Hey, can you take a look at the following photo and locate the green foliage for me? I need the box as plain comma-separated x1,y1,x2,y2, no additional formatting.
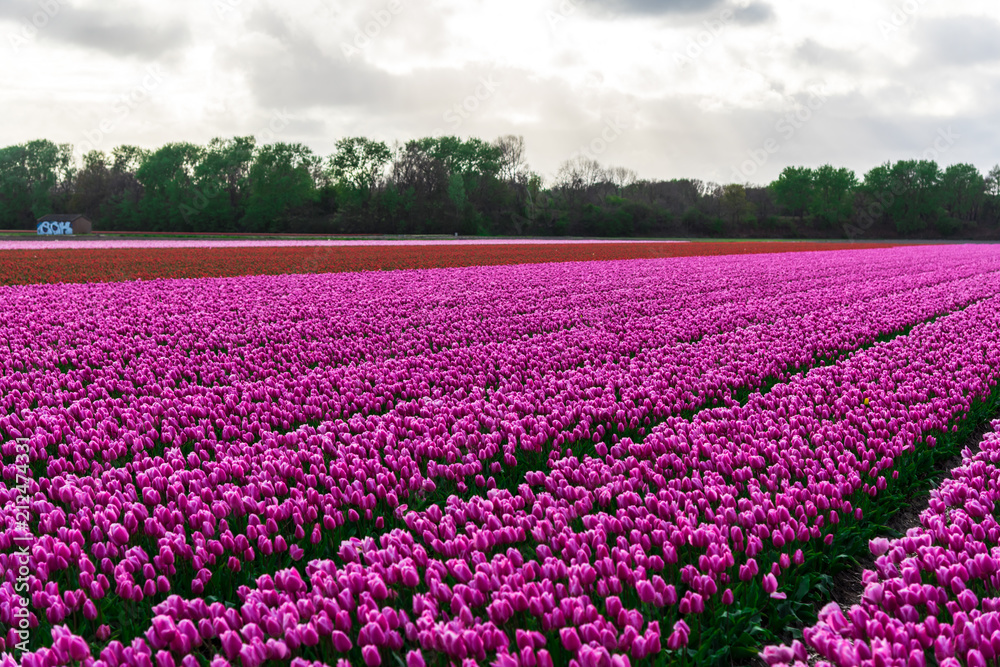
720,183,752,225
0,139,74,227
770,166,813,220
861,160,945,234
68,151,111,220
243,143,319,232
682,206,711,235
411,136,502,178
985,165,1000,226
190,137,256,232
1,134,997,239
135,142,205,231
809,164,857,227
940,162,984,223
327,137,391,195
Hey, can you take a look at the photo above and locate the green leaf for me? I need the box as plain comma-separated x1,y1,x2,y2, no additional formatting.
795,576,811,601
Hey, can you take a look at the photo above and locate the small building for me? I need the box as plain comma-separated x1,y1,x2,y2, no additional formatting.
36,214,93,236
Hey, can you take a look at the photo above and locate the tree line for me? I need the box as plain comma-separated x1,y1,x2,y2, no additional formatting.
2,136,999,238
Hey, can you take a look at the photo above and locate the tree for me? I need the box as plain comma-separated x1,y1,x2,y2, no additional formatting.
859,161,893,220
985,164,1000,225
135,142,205,231
112,145,150,174
0,145,34,227
809,164,857,227
607,166,637,193
987,165,1000,198
407,136,501,179
0,140,75,227
555,156,605,191
770,166,813,221
891,159,942,234
69,150,112,221
100,145,150,231
397,137,503,234
745,185,777,220
328,137,391,193
25,140,74,217
490,136,535,235
720,183,752,226
493,135,528,183
243,143,319,232
859,160,943,235
940,163,984,223
191,137,256,231
389,140,455,234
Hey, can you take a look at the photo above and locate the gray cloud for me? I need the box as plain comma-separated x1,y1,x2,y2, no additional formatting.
0,0,190,59
915,15,1000,66
732,2,774,26
581,0,726,16
581,0,772,22
4,0,1000,186
794,39,859,71
230,4,532,125
228,7,397,109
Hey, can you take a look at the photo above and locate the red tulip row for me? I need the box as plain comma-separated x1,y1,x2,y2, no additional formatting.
0,242,897,286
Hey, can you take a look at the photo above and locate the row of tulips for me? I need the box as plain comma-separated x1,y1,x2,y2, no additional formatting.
764,420,1000,667
201,279,1000,667
2,246,1000,667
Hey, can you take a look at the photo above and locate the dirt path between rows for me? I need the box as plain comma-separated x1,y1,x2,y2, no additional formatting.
830,419,995,608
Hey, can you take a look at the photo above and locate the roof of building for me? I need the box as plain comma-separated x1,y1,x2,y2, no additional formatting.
36,214,89,223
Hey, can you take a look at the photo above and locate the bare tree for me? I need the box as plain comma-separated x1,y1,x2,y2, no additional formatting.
700,181,724,217
390,141,447,197
555,155,606,190
606,165,637,192
985,164,1000,225
987,164,1000,198
493,135,528,183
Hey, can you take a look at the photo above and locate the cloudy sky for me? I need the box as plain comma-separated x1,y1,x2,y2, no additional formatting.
2,0,999,185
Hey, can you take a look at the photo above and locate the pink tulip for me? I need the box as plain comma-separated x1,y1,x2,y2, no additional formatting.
362,646,381,667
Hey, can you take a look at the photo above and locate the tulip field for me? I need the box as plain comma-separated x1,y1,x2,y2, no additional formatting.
765,419,1000,667
4,243,1000,667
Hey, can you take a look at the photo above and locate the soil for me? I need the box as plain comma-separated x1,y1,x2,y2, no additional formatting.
830,420,995,609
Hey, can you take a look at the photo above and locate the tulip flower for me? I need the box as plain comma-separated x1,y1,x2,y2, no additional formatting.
14,246,1000,667
762,574,785,600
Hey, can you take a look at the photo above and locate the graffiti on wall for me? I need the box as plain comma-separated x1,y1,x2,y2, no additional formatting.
36,221,74,235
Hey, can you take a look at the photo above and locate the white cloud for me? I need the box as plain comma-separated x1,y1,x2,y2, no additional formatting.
1,0,998,184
